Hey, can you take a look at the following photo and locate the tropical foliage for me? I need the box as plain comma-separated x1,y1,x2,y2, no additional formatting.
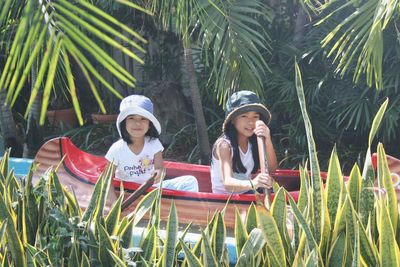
0,62,398,266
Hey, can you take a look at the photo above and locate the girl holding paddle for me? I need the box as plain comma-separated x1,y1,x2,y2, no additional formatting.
211,90,278,194
106,94,199,192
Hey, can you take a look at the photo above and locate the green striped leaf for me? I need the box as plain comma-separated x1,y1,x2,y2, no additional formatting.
347,164,362,211
245,203,258,233
210,212,226,263
236,228,266,266
97,223,116,266
179,239,202,267
234,208,248,258
376,144,398,232
295,61,323,244
108,249,127,267
325,146,344,228
378,202,399,266
162,202,178,267
68,243,80,267
201,230,218,267
140,226,157,264
257,204,286,266
327,232,347,266
105,194,123,235
133,188,159,226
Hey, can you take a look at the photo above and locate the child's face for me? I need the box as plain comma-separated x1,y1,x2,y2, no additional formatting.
232,111,260,137
125,115,150,139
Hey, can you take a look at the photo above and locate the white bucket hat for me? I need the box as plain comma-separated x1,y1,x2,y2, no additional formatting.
116,95,161,136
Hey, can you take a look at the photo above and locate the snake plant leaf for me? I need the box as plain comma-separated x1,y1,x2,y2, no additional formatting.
295,61,323,244
327,232,347,267
272,187,294,264
62,187,81,217
376,144,398,232
234,207,248,258
0,196,26,267
80,252,91,267
346,164,362,211
201,230,218,267
138,226,157,264
108,249,127,267
105,193,123,235
26,243,49,266
304,249,318,267
0,150,10,181
378,202,399,266
325,146,344,228
256,204,286,266
93,163,115,222
288,194,321,263
68,243,80,267
210,212,226,263
97,223,116,266
246,202,258,233
179,239,202,267
162,202,178,267
81,166,104,222
236,228,266,267
119,216,135,249
133,188,159,226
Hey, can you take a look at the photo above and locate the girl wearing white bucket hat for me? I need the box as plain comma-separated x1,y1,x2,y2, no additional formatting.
106,95,199,192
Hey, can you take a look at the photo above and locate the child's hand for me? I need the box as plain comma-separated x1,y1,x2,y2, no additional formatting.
254,120,271,140
152,168,166,184
253,173,273,189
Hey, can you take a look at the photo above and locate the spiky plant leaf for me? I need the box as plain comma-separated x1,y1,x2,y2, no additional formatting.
81,170,105,222
376,144,398,231
295,61,323,243
210,212,226,263
201,230,218,267
80,252,91,267
245,203,258,233
68,243,80,267
256,204,286,266
119,216,135,249
234,207,248,258
327,232,347,266
377,201,399,266
236,228,266,266
105,193,123,235
360,98,388,227
347,164,362,211
133,188,159,226
162,202,178,267
139,226,157,264
325,146,344,228
97,223,116,266
0,196,25,267
179,239,202,267
108,249,127,267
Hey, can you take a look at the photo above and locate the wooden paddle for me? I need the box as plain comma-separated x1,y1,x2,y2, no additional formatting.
257,136,273,209
121,168,166,211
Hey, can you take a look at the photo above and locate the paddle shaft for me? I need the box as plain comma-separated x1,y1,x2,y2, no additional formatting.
257,136,273,209
121,174,156,211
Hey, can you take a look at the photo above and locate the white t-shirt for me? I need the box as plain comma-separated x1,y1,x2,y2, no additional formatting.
105,137,164,183
210,138,255,194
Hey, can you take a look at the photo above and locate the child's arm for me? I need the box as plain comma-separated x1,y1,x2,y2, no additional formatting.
216,141,271,192
254,120,278,172
152,151,164,183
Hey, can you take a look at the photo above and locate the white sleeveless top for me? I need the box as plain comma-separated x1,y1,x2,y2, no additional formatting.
210,138,255,194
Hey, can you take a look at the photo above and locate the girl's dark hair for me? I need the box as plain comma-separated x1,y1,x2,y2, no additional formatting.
220,122,260,174
120,118,159,144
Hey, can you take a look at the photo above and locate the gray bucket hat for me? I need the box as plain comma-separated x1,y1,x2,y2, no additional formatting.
116,95,161,136
222,90,271,132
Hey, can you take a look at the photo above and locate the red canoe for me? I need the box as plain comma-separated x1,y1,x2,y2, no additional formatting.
33,137,326,228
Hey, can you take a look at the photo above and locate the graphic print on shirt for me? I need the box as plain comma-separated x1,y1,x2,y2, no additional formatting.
123,155,154,177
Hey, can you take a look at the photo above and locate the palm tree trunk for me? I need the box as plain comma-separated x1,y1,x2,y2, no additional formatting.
0,90,20,156
23,61,43,158
182,40,211,164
